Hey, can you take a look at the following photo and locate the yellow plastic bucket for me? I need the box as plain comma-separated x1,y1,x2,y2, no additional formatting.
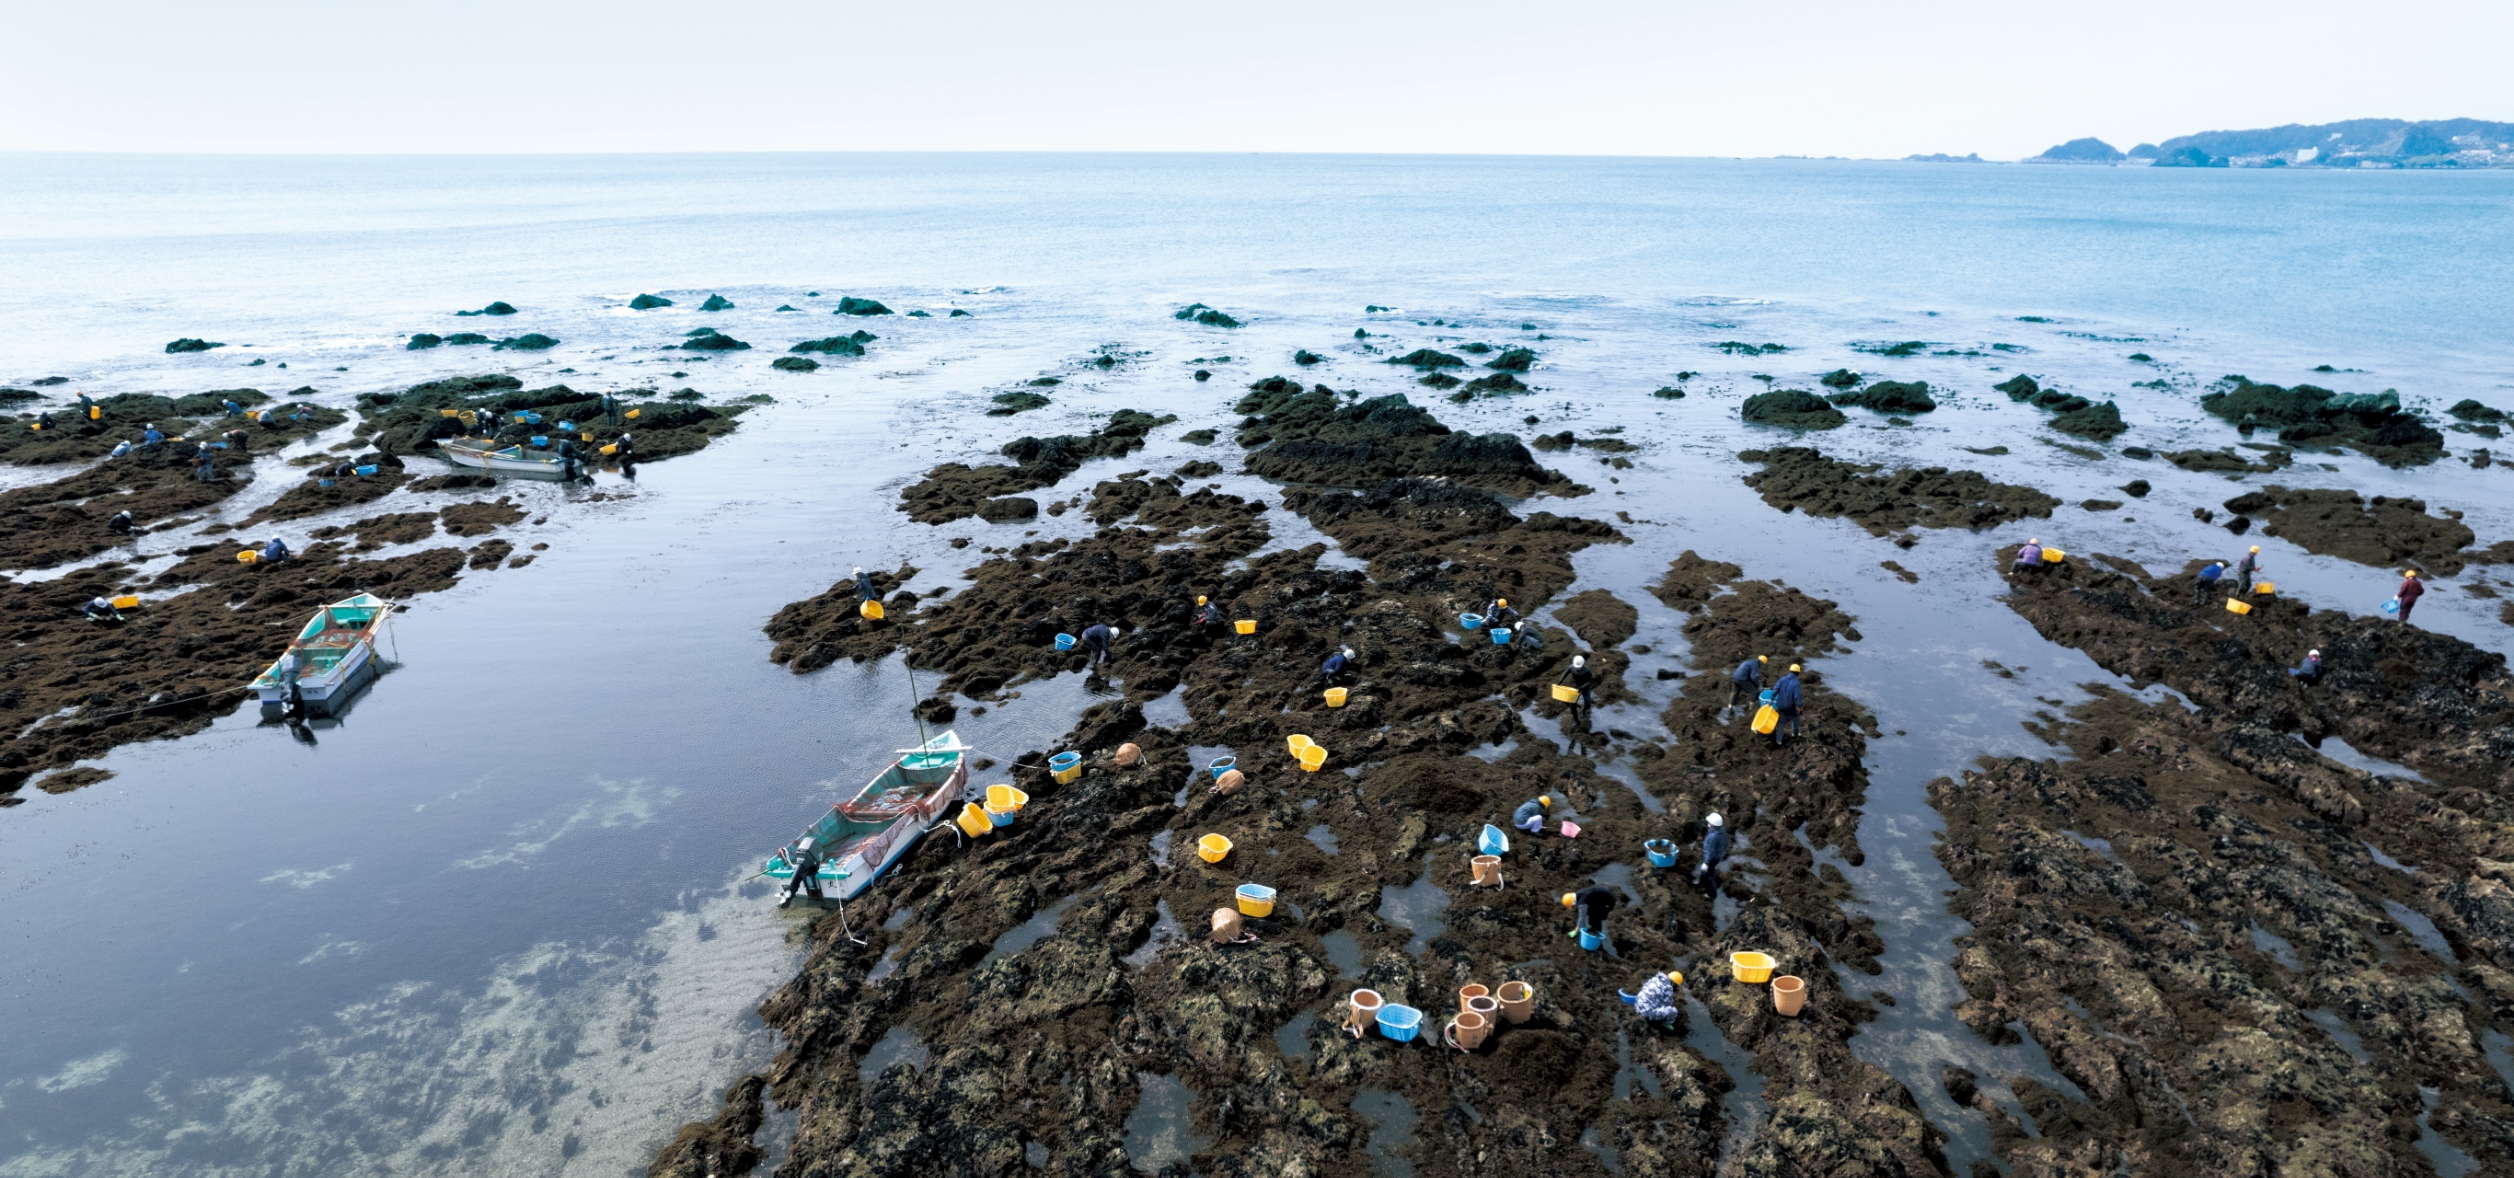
236,550,258,564
581,431,594,442
1730,951,1776,984
439,409,461,418
2255,581,2275,596
1299,745,1327,772
111,595,140,610
1324,687,1348,707
88,406,101,420
601,444,618,455
1234,619,1256,635
860,600,884,621
1053,764,1081,785
2041,548,2065,563
1750,705,1778,734
987,784,1030,813
2225,599,2253,616
1288,734,1313,756
625,407,640,419
1235,884,1276,917
955,802,993,837
1550,684,1580,703
1198,834,1232,864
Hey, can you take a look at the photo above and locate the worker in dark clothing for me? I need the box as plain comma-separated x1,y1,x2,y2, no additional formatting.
776,837,825,908
1693,812,1729,885
2194,561,2225,605
855,566,877,601
1631,970,1682,1026
602,392,621,425
77,392,94,419
106,510,135,536
1192,595,1223,633
1080,622,1121,666
36,411,54,431
225,428,250,454
1563,655,1597,722
1512,795,1553,836
1727,655,1766,713
556,437,581,480
1484,597,1520,631
2394,570,2424,625
1770,664,1804,745
2235,546,2262,593
82,596,123,623
1563,886,1619,941
192,443,215,481
616,432,636,477
2290,649,2322,684
1319,645,1357,686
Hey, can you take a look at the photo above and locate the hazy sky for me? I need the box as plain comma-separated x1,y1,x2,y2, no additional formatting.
4,0,2505,158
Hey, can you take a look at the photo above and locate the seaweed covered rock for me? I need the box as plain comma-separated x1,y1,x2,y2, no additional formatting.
164,338,223,353
455,301,517,317
445,332,489,345
897,409,1176,524
2049,399,2127,440
0,446,267,570
1388,348,1464,369
1827,379,1934,413
2448,399,2507,424
2218,486,2480,573
1293,349,1323,366
1738,447,2058,535
1820,368,1862,389
987,391,1050,415
679,329,750,352
1740,389,1846,430
771,356,820,372
352,375,746,465
836,296,891,316
2201,378,2445,466
2,389,336,466
1449,371,1528,399
406,333,442,350
494,333,559,351
1173,303,1240,327
790,330,875,356
628,293,672,310
1234,381,1578,497
699,294,734,312
1484,346,1537,372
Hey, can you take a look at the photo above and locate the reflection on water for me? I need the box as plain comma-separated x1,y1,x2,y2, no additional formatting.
859,1024,929,1087
1352,1087,1418,1178
1123,899,1185,969
1684,991,1767,1176
1321,931,1364,979
1379,854,1449,958
1122,1072,1208,1174
981,896,1079,969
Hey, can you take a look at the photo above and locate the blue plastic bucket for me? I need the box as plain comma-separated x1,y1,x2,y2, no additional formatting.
522,412,542,424
1377,1004,1423,1042
1490,627,1512,646
1578,928,1603,951
318,479,334,487
354,464,379,476
556,420,574,430
1459,613,1484,630
1209,755,1237,780
1759,689,1775,705
530,435,549,447
1478,824,1510,857
2382,598,2400,614
1618,989,1638,1005
1054,633,1078,651
1048,751,1082,774
1644,839,1678,869
987,806,1015,827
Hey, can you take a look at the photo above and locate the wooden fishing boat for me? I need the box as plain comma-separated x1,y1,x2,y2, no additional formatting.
764,731,968,903
437,437,572,477
251,592,393,717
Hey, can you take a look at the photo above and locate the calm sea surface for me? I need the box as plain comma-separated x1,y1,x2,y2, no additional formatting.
2,153,2508,1177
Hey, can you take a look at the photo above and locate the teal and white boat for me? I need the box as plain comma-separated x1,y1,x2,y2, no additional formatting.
251,592,393,717
764,731,967,903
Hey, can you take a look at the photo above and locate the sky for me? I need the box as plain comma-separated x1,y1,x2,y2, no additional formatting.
2,0,2506,158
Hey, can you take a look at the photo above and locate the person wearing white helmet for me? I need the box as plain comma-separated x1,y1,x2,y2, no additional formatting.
2289,648,2322,684
1080,620,1123,666
777,836,825,908
1319,645,1358,687
1562,655,1597,722
1694,812,1731,885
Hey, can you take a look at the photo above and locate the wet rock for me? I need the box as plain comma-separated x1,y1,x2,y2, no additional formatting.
2049,400,2127,440
629,293,672,310
1173,303,1240,327
2080,499,2122,511
1484,347,1537,373
164,338,224,353
1293,350,1323,366
1828,379,1934,413
699,294,734,312
1737,447,2058,535
772,356,820,372
949,309,972,317
1450,372,1529,400
1740,390,1846,430
352,375,746,467
493,333,559,351
1417,372,1462,390
2,390,336,467
1820,368,1862,389
2121,479,2150,498
1554,590,1638,647
898,409,1175,524
646,1075,766,1178
455,301,517,317
2166,447,2289,473
407,333,443,350
679,329,749,352
1387,349,1464,369
836,296,891,316
2448,399,2507,424
1233,382,1578,498
978,496,1039,522
2202,378,2445,466
0,446,267,569
2217,486,2480,574
445,332,490,345
791,331,875,356
987,391,1049,415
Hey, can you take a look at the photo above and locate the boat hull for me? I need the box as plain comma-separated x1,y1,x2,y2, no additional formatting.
438,440,571,478
256,643,378,717
765,733,967,904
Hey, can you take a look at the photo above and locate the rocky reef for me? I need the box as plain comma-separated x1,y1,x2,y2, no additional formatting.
2217,486,2507,575
896,409,1177,524
838,297,893,316
164,338,224,353
2201,379,2446,466
1827,380,1935,414
1739,390,1845,431
1736,447,2059,539
1234,379,1579,498
352,374,746,466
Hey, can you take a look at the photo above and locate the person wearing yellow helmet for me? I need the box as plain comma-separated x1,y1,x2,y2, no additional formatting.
1770,663,1804,746
1563,884,1618,943
1512,794,1553,835
1630,968,1683,1023
1726,654,1768,712
2394,569,2424,625
1484,595,1520,631
2012,536,2046,575
2235,545,2262,589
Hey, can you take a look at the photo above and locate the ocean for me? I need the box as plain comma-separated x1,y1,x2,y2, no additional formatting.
1,152,2508,1177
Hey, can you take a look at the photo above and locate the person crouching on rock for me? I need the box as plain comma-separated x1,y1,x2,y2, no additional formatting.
107,510,135,537
1484,596,1520,631
2289,648,2322,684
1081,622,1121,667
1630,969,1682,1027
1693,812,1729,886
777,837,825,908
2012,538,2044,576
1192,595,1224,642
1512,795,1552,836
1563,886,1617,943
615,433,636,476
141,423,166,453
1769,665,1803,745
2193,560,2225,605
1317,645,1357,687
261,537,290,565
2394,570,2424,625
1726,655,1766,714
81,596,123,623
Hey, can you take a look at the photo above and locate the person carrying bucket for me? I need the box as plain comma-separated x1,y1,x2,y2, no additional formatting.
1562,656,1597,723
1512,795,1553,836
1727,655,1766,713
2393,570,2424,625
1563,886,1617,943
1693,812,1729,886
854,566,877,602
1769,665,1803,745
2012,538,2044,576
776,837,825,908
2193,560,2226,605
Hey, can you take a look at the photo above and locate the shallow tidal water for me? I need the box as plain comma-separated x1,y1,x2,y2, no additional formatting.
3,153,2511,1175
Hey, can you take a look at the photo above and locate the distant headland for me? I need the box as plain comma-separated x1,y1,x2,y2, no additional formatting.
1909,118,2514,167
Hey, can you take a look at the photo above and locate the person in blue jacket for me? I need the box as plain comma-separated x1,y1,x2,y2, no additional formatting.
1080,621,1121,666
1726,655,1766,713
1512,795,1553,836
2193,560,2225,605
1319,645,1356,685
1693,812,1729,885
2289,648,2322,684
1770,665,1803,745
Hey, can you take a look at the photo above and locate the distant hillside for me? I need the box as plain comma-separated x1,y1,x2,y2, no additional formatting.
2153,118,2514,167
2029,137,2125,163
